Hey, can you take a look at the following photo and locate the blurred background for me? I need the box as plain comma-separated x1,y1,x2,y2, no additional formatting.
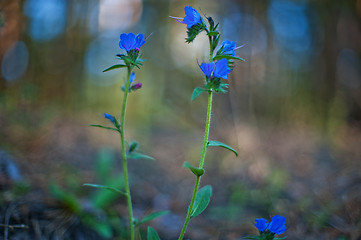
1,0,361,239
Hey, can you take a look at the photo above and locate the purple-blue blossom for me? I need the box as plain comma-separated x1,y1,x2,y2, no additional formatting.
119,33,145,52
199,62,215,78
254,218,268,232
220,40,236,56
131,83,142,90
173,6,203,29
268,215,286,234
213,59,231,79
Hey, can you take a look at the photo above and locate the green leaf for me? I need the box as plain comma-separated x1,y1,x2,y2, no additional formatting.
207,31,219,36
83,183,127,196
127,152,155,161
135,210,169,227
191,185,212,218
147,227,161,240
103,64,127,72
191,87,207,102
214,55,245,61
89,124,120,133
207,140,238,156
274,237,287,240
49,183,82,214
243,237,261,240
183,161,205,177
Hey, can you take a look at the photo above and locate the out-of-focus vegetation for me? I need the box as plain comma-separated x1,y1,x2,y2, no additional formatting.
1,0,361,239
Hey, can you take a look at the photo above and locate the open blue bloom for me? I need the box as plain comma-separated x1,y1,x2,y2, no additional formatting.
220,40,236,56
214,59,231,79
177,6,202,29
199,62,215,77
268,215,287,234
119,33,145,52
254,218,268,232
104,113,115,124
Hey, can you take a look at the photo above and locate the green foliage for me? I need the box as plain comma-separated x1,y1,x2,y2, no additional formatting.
186,22,206,43
147,226,161,240
213,55,245,62
135,210,169,228
127,152,155,161
48,148,131,239
207,140,238,156
191,87,208,101
183,161,205,177
89,124,121,133
83,183,127,196
103,64,127,72
191,185,212,218
126,141,154,160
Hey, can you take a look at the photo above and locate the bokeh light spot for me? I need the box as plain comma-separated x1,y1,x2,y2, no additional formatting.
1,41,29,82
24,0,67,42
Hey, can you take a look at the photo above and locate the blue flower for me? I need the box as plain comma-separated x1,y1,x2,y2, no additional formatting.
176,6,203,29
268,215,286,234
119,33,145,52
254,218,268,232
104,113,115,124
220,40,236,56
199,62,215,77
214,59,231,79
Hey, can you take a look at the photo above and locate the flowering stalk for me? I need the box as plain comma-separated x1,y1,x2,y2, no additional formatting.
88,32,149,240
120,65,135,240
172,6,244,239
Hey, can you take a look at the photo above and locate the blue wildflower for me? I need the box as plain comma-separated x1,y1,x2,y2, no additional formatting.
268,215,287,234
220,40,236,56
254,218,268,232
119,33,145,52
104,113,115,124
199,62,215,78
213,59,231,79
172,6,203,29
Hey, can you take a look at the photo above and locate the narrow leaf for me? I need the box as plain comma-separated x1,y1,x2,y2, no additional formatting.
183,161,204,177
213,55,245,61
135,210,169,227
191,185,212,218
83,183,127,196
89,124,120,133
207,31,219,36
207,140,238,156
147,227,161,240
191,87,207,102
103,64,127,72
127,152,154,161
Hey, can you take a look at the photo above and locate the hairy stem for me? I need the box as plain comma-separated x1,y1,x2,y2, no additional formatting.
120,67,134,240
178,91,213,240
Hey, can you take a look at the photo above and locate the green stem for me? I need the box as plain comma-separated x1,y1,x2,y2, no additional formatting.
120,66,134,240
178,91,213,240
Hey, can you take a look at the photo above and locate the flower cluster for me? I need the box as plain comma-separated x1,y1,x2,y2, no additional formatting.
172,6,244,95
245,215,287,240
